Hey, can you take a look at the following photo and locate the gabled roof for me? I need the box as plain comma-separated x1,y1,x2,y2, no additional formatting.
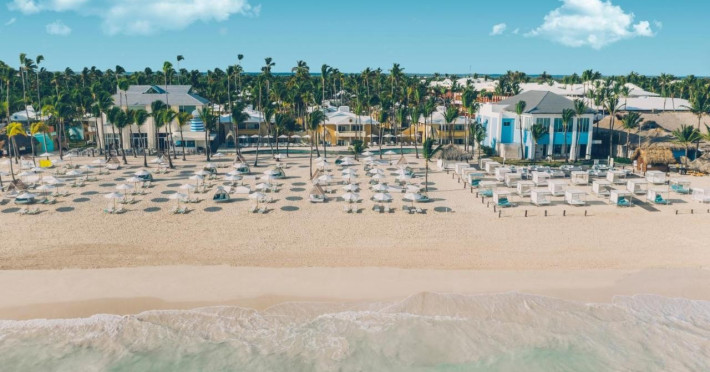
495,91,593,115
114,85,209,107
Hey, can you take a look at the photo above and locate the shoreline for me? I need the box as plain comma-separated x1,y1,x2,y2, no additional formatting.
2,266,709,320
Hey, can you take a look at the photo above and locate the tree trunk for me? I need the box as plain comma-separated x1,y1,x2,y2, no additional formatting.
205,130,211,162
180,128,186,161
139,127,148,167
119,129,127,164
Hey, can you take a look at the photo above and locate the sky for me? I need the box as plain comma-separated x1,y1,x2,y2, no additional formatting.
0,0,707,76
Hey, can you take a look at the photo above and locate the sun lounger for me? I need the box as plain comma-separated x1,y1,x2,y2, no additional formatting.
343,205,352,213
248,205,258,213
653,194,670,205
115,207,126,214
616,197,631,207
259,207,268,214
497,197,515,208
416,208,425,214
104,207,115,214
670,184,690,194
385,206,392,213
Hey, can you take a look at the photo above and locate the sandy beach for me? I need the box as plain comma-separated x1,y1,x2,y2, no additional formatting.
2,151,710,319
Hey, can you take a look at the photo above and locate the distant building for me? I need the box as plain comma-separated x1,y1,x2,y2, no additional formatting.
320,106,379,146
477,91,596,160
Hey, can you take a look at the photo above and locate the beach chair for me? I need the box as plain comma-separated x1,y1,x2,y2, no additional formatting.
416,207,425,214
481,189,493,198
25,207,40,215
497,197,514,208
259,207,268,214
115,206,126,214
248,205,258,213
653,194,670,205
373,205,382,213
670,183,690,194
103,206,115,214
616,197,631,207
17,208,28,215
384,205,392,213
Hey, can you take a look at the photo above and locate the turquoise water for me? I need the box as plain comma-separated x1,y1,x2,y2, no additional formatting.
1,293,709,371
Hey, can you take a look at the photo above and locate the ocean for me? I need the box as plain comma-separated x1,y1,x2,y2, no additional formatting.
1,292,709,371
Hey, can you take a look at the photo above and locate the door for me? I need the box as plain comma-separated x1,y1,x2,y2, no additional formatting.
501,119,514,143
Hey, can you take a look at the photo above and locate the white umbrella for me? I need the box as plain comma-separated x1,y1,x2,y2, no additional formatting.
263,169,281,176
397,175,413,182
233,162,249,169
39,152,53,158
224,175,242,182
363,156,375,163
278,135,289,139
212,153,224,158
194,170,210,176
116,184,133,191
406,184,422,193
302,134,311,139
317,174,333,183
369,168,385,175
290,135,301,139
31,167,44,173
126,177,143,189
362,151,374,156
238,135,248,139
249,192,266,205
66,170,84,177
169,192,187,209
372,192,392,202
250,134,260,138
18,171,35,177
134,170,150,176
372,183,389,192
403,192,424,202
342,184,359,192
342,168,357,175
35,184,55,198
179,183,196,199
372,174,386,181
17,192,37,200
261,174,278,182
92,159,107,165
255,182,272,191
104,192,124,209
341,192,360,203
189,174,204,185
340,158,357,166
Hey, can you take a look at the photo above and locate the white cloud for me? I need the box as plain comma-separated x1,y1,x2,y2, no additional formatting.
526,0,656,49
8,0,260,35
5,18,17,26
512,28,520,35
490,23,506,36
46,19,71,35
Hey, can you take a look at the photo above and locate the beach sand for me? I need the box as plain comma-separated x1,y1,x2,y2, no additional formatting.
1,150,709,319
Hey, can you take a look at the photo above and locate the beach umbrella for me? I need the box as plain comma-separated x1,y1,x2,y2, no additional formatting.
342,184,359,192
92,158,107,165
134,170,150,177
372,183,389,192
341,192,360,203
278,134,288,139
66,169,83,177
290,135,301,139
315,157,324,163
194,170,210,176
342,168,357,175
238,135,248,139
369,168,385,176
35,184,55,198
403,192,424,202
274,154,283,160
126,177,143,189
189,174,204,186
18,170,35,178
263,169,281,176
362,151,373,156
233,162,248,169
384,150,397,162
212,153,224,158
169,192,187,208
104,192,124,210
302,134,311,139
249,191,265,206
149,157,163,164
204,163,216,169
406,184,422,193
340,158,357,166
317,174,333,184
30,167,44,173
383,134,394,138
371,174,386,181
224,175,241,184
179,183,196,199
39,152,53,158
115,184,134,201
372,192,392,202
227,170,242,176
397,174,413,183
255,182,272,191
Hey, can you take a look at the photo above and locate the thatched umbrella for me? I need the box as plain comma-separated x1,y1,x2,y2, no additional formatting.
433,144,472,161
631,144,677,172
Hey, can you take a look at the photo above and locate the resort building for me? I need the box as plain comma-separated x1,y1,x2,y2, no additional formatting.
477,91,596,160
319,106,379,146
221,105,273,148
102,85,210,152
401,106,472,145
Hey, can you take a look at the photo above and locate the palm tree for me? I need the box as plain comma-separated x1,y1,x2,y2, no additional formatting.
529,122,549,163
671,124,702,158
308,110,325,178
260,105,275,163
515,101,527,159
410,105,421,158
150,100,167,153
443,106,459,145
350,139,367,160
161,109,176,168
470,122,487,160
113,110,129,164
421,138,442,192
197,106,215,162
620,112,642,157
106,106,122,157
132,109,150,166
461,88,479,152
604,94,623,158
5,122,25,182
176,55,184,84
395,106,407,151
681,92,709,157
231,102,249,161
30,121,50,155
561,108,575,161
176,111,191,162
572,99,587,162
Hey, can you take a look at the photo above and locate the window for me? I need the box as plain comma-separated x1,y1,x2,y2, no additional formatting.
553,118,564,132
536,118,551,131
553,145,563,155
578,118,590,132
454,125,465,131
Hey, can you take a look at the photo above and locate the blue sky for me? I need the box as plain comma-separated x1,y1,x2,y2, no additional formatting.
0,0,707,75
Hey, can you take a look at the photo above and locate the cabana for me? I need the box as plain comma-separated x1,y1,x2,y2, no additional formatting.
516,181,534,197
479,158,493,170
203,163,218,175
547,180,566,197
233,162,251,175
531,171,549,187
212,187,231,203
485,161,501,175
264,166,286,179
493,190,514,208
14,192,36,205
606,170,626,185
505,173,521,188
692,188,710,203
670,178,691,194
565,190,586,206
531,189,551,206
467,172,485,187
479,181,497,198
647,188,670,205
495,167,511,182
570,171,589,186
309,185,326,203
626,179,648,195
645,170,666,185
592,180,612,197
610,189,632,207
134,170,153,182
631,145,677,173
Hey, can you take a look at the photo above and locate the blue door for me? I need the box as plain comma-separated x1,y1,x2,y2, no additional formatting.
501,119,514,143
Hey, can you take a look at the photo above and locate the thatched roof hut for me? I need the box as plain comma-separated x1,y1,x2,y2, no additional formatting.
631,144,677,172
433,144,472,161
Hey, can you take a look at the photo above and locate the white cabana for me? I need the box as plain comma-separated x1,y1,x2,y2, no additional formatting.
495,167,511,182
692,188,710,203
592,180,612,196
645,170,666,185
479,158,493,170
468,172,485,187
479,181,496,197
531,171,549,187
565,190,586,206
647,188,671,205
484,161,501,175
516,181,535,197
610,189,632,207
606,170,626,185
570,171,589,186
531,189,551,206
670,178,691,194
504,173,521,188
548,179,566,197
627,179,648,195
493,190,514,207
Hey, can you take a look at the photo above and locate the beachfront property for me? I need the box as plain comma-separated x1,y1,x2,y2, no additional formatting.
477,91,596,160
103,85,210,152
400,106,471,145
318,106,380,146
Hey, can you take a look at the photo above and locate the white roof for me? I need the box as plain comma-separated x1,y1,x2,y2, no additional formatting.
325,106,379,125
